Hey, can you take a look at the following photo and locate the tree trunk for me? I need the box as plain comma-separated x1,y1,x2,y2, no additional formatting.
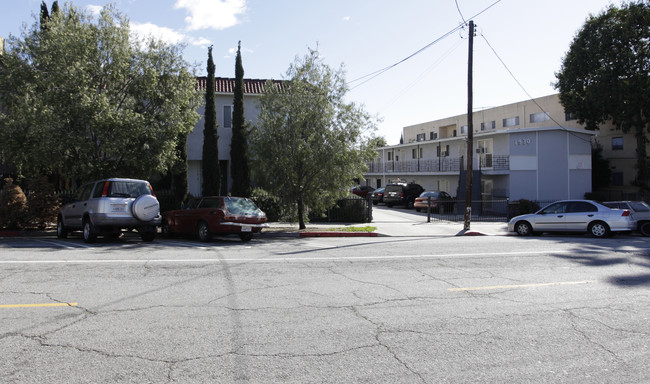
635,125,649,191
297,193,306,230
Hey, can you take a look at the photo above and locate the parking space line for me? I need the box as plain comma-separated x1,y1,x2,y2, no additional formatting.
0,302,78,309
34,239,93,249
448,280,596,292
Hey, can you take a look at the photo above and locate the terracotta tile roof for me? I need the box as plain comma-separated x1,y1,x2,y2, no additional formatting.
196,76,284,94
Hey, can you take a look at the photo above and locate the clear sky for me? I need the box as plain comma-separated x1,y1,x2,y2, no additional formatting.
0,0,621,145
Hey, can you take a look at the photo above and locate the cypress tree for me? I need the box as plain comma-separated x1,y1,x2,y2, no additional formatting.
51,1,59,15
40,1,50,30
202,46,220,196
230,41,251,197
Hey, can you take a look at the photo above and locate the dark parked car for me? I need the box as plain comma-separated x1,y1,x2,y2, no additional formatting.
383,182,425,209
351,185,375,198
162,196,268,242
414,191,454,212
370,187,385,205
508,199,635,237
57,178,160,243
603,201,650,236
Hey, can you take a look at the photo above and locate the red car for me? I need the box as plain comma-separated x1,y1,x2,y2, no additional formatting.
161,196,268,242
351,185,375,198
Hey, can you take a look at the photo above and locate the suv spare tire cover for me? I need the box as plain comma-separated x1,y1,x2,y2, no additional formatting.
132,195,160,222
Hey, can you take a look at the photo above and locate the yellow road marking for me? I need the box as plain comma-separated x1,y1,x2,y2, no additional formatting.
449,280,595,292
0,302,78,309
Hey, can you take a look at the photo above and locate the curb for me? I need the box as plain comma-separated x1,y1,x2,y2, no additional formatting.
462,231,487,236
299,232,378,238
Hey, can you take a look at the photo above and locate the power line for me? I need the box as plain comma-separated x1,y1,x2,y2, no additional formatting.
348,0,502,90
480,33,592,144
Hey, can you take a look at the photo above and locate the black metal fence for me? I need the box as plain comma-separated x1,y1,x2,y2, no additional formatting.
425,199,511,222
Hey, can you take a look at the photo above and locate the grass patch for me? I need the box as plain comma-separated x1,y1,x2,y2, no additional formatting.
328,225,377,233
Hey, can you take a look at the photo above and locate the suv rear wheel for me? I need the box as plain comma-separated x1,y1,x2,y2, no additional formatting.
83,218,97,243
57,216,68,239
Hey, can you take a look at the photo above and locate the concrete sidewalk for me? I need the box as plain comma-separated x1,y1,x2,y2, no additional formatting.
266,204,511,238
266,220,509,237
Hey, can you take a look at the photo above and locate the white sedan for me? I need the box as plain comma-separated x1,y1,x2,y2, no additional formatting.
508,199,636,237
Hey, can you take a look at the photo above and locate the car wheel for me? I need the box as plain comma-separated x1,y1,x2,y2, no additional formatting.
197,221,212,242
239,233,253,242
515,221,533,236
140,231,155,242
639,221,650,237
372,201,378,206
83,218,97,243
386,204,393,208
407,199,415,209
588,221,610,238
56,216,68,239
415,208,421,212
161,220,174,238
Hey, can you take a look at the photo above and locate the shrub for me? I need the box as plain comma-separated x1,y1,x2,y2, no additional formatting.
0,177,28,229
250,187,287,222
26,176,61,229
309,196,371,223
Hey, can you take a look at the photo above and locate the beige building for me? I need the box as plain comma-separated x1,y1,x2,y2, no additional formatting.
365,94,626,202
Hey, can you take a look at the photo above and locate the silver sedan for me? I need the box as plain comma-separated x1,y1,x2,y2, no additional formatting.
508,199,636,237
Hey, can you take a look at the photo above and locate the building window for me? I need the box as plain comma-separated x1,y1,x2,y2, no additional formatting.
503,116,520,127
437,145,449,157
612,137,623,150
530,112,550,123
416,133,426,142
223,105,232,128
387,151,393,161
565,112,577,121
612,171,623,186
430,132,438,140
480,121,495,131
460,125,468,134
412,148,423,159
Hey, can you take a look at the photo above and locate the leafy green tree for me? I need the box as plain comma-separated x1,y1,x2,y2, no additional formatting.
0,3,200,182
171,132,189,207
202,45,221,196
592,143,611,191
230,41,251,197
555,1,650,190
368,136,387,149
251,49,377,229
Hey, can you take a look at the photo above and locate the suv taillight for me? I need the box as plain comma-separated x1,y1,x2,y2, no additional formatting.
149,184,156,197
400,192,404,198
622,209,631,217
101,181,110,197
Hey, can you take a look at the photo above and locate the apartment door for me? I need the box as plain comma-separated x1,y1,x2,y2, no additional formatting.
477,139,493,169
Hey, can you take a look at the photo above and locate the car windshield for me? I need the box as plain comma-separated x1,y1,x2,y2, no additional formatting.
225,197,262,215
420,192,439,198
108,181,152,198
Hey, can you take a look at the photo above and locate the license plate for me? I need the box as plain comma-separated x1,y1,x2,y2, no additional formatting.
111,205,126,212
241,225,252,232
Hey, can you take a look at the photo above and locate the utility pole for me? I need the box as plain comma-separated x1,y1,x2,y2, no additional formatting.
463,20,475,231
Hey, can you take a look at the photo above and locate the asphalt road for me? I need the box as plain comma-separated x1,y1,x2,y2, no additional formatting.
1,232,649,383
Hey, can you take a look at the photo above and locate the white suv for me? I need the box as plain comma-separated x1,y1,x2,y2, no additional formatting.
57,178,161,243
